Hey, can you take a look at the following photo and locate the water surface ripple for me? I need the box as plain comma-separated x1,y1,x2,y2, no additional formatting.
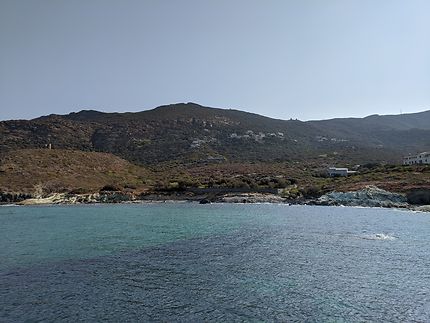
0,204,429,322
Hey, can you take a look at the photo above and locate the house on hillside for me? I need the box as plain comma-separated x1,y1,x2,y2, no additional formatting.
327,167,357,177
403,152,430,165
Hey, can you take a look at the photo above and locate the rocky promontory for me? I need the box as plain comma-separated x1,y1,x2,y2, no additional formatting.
315,185,409,208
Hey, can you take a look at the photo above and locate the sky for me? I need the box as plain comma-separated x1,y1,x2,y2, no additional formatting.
1,0,429,121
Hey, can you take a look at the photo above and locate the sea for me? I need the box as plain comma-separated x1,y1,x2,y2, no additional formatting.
0,203,429,322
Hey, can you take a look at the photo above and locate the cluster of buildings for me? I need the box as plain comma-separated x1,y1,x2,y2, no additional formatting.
403,152,430,165
190,137,217,148
230,130,284,142
327,151,429,177
315,136,349,143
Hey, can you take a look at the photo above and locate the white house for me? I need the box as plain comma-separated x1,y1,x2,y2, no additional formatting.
327,167,357,177
403,152,430,165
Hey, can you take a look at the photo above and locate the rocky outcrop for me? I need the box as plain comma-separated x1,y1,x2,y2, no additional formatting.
317,185,408,208
18,193,97,205
413,205,430,212
216,193,286,204
17,191,134,205
97,191,133,203
0,192,33,204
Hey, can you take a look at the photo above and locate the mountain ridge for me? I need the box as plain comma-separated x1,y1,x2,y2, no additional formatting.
24,102,430,124
1,103,429,165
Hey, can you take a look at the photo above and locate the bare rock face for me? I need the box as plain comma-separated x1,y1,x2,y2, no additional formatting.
16,191,134,205
317,185,408,208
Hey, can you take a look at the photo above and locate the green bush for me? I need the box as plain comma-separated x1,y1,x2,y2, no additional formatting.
300,185,323,198
100,184,122,192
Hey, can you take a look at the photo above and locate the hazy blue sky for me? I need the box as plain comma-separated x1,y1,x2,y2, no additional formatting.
1,0,429,121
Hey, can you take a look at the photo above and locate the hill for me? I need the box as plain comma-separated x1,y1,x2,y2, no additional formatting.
309,111,430,153
1,103,429,165
0,149,152,194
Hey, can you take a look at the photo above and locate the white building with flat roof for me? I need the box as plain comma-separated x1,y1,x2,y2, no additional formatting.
403,152,430,165
327,167,357,177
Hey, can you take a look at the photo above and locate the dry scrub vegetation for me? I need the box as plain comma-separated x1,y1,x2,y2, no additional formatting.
0,149,152,195
0,149,429,198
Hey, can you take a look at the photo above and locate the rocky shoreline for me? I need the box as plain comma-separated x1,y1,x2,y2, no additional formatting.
1,185,430,212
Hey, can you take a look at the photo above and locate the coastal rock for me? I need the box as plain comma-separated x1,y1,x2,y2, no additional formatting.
199,198,211,204
217,193,286,204
17,191,134,205
0,192,32,204
317,185,408,208
98,191,133,203
18,193,70,205
414,205,430,212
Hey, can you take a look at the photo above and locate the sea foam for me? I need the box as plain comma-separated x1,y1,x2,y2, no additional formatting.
361,233,397,241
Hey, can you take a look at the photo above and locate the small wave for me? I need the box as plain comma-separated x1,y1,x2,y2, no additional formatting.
361,233,397,241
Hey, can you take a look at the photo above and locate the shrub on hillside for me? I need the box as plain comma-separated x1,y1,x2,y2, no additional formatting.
69,187,93,194
42,180,69,194
360,163,381,171
100,184,122,192
406,189,430,205
300,185,323,198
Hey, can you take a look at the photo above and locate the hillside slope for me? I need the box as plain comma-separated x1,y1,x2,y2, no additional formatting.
0,149,152,194
309,111,430,151
1,103,429,164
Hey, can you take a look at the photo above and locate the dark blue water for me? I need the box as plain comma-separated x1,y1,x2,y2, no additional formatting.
1,204,429,322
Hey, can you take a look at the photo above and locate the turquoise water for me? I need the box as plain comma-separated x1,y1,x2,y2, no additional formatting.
1,204,429,321
0,204,250,270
